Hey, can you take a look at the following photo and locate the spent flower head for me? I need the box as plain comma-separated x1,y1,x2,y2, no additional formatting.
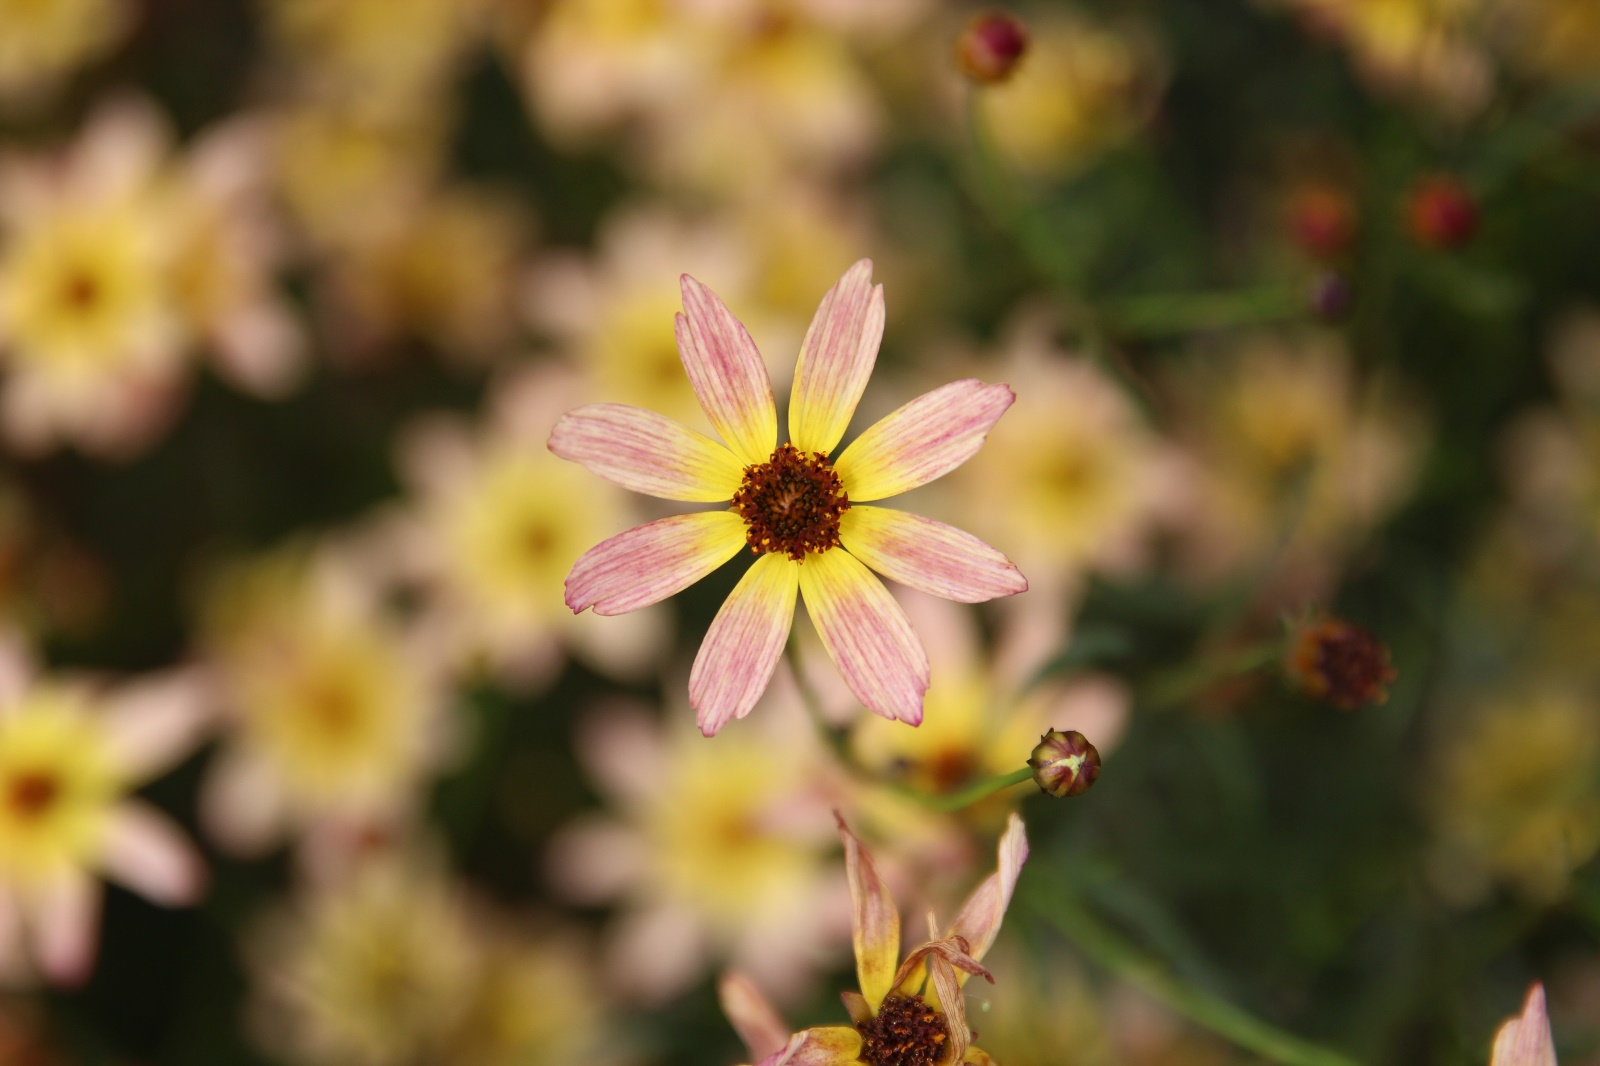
551,260,1026,735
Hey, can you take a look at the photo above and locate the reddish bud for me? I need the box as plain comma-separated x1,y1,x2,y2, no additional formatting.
957,12,1029,85
1288,185,1357,260
1286,617,1397,711
1405,174,1478,250
1028,729,1101,798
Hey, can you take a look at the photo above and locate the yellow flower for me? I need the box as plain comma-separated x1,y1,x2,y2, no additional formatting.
0,0,130,104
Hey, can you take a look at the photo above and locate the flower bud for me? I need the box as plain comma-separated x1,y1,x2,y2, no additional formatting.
1286,617,1397,710
1028,729,1101,798
957,12,1029,85
1404,173,1477,250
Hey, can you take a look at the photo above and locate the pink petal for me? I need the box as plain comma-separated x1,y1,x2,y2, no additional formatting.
101,801,208,907
549,403,746,502
835,814,900,1013
1491,984,1557,1066
676,274,778,466
838,506,1026,603
199,746,289,858
607,900,710,1004
948,812,1029,969
788,259,885,455
720,971,792,1061
100,667,214,782
567,511,746,616
834,380,1015,502
31,872,101,987
757,1027,863,1066
690,554,799,736
798,549,929,725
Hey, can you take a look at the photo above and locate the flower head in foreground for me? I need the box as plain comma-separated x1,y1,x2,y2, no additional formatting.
1490,983,1556,1066
722,812,1028,1066
551,260,1027,735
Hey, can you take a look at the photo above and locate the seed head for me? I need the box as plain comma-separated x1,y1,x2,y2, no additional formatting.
956,12,1029,85
1287,617,1396,710
1028,729,1101,798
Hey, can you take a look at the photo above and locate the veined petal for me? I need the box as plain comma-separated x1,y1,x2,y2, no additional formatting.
948,812,1029,971
836,814,900,1014
799,549,929,725
789,259,884,456
690,554,799,736
101,801,207,907
567,511,745,616
839,507,1026,603
677,274,777,466
927,952,970,1065
756,1027,863,1066
549,403,745,502
720,971,793,1062
834,380,1014,502
1491,984,1557,1066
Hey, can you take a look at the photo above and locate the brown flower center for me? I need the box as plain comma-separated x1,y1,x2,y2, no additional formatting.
858,993,951,1066
6,770,61,821
730,442,849,561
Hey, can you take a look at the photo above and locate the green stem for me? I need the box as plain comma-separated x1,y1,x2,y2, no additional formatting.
1104,286,1305,338
923,765,1035,811
1139,642,1283,712
1028,887,1365,1066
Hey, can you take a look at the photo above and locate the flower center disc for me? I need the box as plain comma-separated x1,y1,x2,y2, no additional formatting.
731,443,849,561
857,994,951,1066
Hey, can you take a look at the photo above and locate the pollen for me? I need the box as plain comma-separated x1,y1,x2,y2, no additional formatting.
730,442,849,561
858,993,952,1066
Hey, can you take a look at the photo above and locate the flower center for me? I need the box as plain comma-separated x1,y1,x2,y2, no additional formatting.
858,994,952,1066
730,442,849,561
6,770,62,821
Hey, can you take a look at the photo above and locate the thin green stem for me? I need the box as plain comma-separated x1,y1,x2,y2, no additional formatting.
1139,641,1284,712
1028,886,1365,1066
922,765,1035,811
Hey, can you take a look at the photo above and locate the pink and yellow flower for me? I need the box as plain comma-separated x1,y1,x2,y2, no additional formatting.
722,812,1028,1066
551,260,1026,735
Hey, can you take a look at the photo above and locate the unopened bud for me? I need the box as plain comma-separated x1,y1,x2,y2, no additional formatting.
1404,173,1477,250
1286,617,1397,710
957,12,1028,85
1028,729,1100,798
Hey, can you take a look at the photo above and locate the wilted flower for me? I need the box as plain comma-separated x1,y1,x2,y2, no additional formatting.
1490,984,1556,1066
956,12,1029,84
1286,616,1397,710
721,813,1028,1066
0,637,209,985
1029,729,1101,798
552,260,1026,735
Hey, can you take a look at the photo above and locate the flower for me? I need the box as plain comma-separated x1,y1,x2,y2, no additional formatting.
1285,615,1397,710
721,812,1029,1066
1490,984,1556,1066
956,12,1029,84
1028,729,1101,798
551,260,1026,735
0,0,131,107
0,637,210,985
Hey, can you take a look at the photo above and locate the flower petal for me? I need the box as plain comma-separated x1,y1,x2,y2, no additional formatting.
100,667,214,782
799,549,929,725
549,403,746,502
835,814,900,1014
789,259,885,456
838,507,1026,603
677,274,777,466
101,800,207,907
31,871,101,987
834,380,1014,502
927,952,970,1066
756,1027,864,1066
567,511,746,616
1491,984,1557,1066
690,554,799,736
948,812,1029,970
720,971,793,1062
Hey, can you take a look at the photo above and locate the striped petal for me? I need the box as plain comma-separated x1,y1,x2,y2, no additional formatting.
690,553,799,736
676,274,777,466
948,812,1029,970
1491,984,1557,1066
567,511,746,616
927,952,970,1065
789,259,885,456
549,403,745,502
756,1027,864,1066
838,507,1026,603
836,815,900,1014
834,380,1014,502
798,549,929,724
